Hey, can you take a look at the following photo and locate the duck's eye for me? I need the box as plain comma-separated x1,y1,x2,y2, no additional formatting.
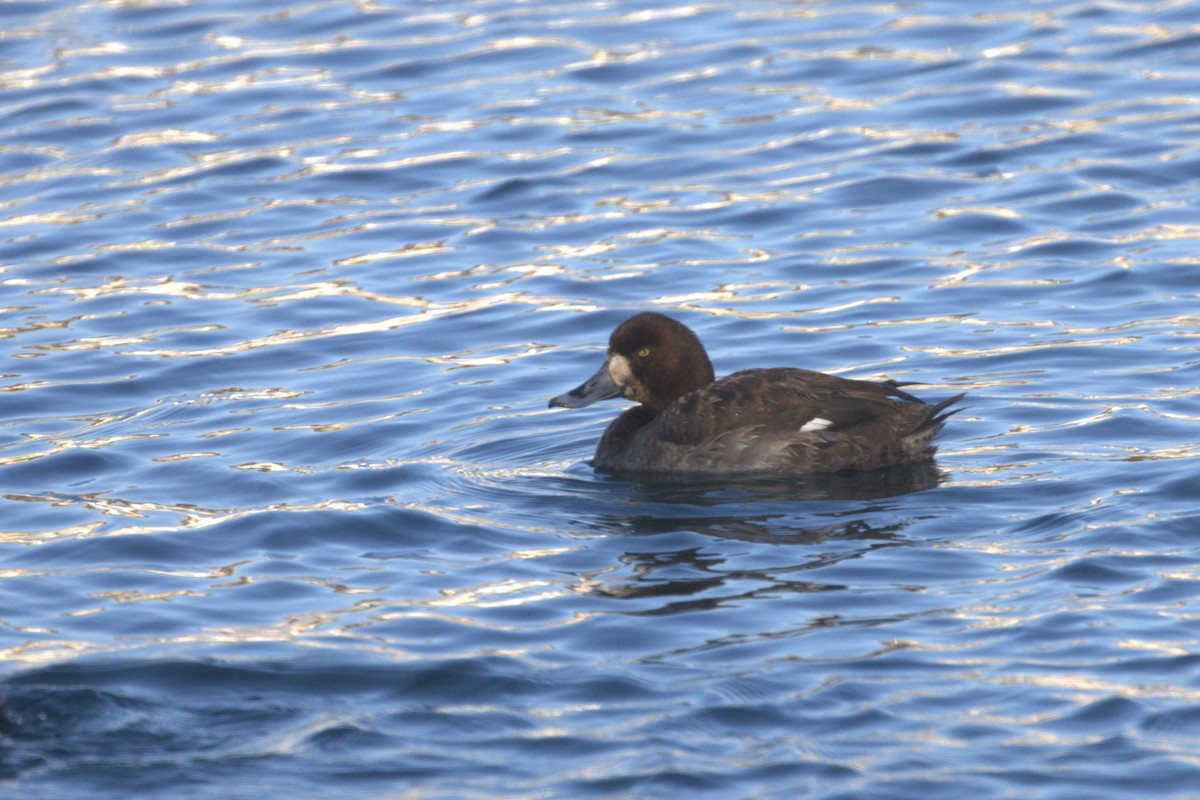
637,347,651,358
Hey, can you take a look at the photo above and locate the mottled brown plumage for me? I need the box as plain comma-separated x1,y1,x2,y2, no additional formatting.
550,312,963,474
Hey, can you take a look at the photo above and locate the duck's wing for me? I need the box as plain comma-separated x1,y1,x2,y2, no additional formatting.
654,368,930,446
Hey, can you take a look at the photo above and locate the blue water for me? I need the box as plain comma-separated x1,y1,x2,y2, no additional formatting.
2,0,1199,796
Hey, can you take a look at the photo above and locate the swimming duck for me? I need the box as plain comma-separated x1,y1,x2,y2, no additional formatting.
549,312,963,474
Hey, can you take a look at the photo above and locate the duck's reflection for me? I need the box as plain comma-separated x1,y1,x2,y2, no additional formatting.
614,459,944,507
580,461,946,610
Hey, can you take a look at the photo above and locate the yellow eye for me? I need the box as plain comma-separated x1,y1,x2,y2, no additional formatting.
637,347,651,358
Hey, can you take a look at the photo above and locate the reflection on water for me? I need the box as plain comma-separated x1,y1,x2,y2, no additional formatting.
586,466,938,611
3,0,1200,796
614,460,946,506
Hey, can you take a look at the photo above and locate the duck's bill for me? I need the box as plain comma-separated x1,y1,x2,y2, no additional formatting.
549,361,622,409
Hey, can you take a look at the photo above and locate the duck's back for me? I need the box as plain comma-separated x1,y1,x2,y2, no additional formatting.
594,368,961,474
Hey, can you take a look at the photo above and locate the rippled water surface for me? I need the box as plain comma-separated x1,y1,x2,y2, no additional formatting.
3,0,1200,797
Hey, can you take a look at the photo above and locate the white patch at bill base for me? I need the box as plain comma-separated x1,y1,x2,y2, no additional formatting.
608,353,633,387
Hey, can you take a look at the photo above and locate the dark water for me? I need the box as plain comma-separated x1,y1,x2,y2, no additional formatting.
2,0,1199,797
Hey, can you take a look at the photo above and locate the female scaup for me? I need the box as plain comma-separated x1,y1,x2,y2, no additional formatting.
549,312,963,474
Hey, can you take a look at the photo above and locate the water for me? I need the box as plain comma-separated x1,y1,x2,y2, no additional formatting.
2,0,1199,796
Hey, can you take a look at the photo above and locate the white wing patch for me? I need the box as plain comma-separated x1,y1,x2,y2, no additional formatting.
800,417,833,433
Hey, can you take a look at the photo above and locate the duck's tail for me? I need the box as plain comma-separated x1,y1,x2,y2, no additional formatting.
904,392,966,458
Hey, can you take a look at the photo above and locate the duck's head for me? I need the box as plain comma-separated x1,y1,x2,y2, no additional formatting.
549,312,716,412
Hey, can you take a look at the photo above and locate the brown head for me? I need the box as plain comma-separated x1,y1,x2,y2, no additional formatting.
549,312,716,412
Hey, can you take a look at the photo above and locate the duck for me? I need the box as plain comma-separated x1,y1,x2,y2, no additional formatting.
548,312,963,474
